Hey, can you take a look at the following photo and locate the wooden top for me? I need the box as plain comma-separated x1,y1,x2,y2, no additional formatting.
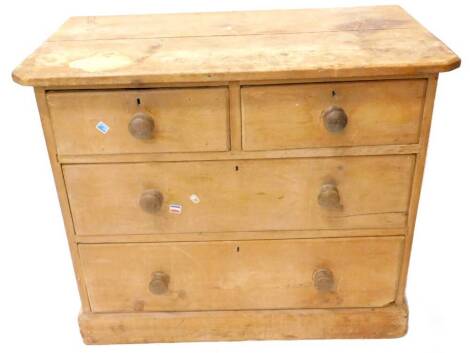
12,6,460,87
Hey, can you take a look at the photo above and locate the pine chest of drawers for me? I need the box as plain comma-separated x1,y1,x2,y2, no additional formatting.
12,6,460,344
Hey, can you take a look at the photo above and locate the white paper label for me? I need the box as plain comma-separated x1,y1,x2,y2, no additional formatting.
189,194,200,204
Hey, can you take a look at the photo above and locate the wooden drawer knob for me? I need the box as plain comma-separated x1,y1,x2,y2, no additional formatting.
149,271,170,295
317,183,341,208
313,268,335,292
128,112,155,139
322,106,348,132
139,189,163,213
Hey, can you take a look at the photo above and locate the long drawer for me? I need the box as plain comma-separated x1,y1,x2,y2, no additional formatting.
64,155,414,236
241,79,426,151
79,236,404,312
47,87,229,155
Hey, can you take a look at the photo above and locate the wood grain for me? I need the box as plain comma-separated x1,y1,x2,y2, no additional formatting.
12,7,459,87
63,155,415,236
79,303,408,344
242,79,426,150
74,228,405,244
79,236,404,312
34,88,91,311
58,144,420,164
47,87,229,155
396,75,438,302
228,83,242,151
51,6,417,41
11,5,461,343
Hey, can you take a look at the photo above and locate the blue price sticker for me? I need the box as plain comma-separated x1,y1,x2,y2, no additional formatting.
96,121,110,134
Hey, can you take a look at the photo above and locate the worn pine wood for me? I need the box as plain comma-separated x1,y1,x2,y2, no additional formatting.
79,236,403,312
74,228,404,244
396,75,439,303
12,6,461,344
63,155,414,236
228,83,242,151
39,73,431,91
242,79,426,150
78,303,408,344
34,88,91,311
50,6,417,41
58,144,421,164
47,87,229,155
12,6,460,87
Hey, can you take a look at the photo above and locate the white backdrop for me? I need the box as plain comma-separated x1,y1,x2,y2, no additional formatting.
0,1,468,352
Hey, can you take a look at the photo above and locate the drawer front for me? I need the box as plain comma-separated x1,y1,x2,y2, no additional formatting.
241,79,426,151
64,155,414,236
47,87,229,155
79,236,404,312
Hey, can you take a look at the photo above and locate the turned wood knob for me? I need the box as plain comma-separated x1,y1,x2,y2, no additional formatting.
322,106,348,133
128,112,155,139
149,271,170,295
317,183,341,208
313,268,335,292
139,189,163,213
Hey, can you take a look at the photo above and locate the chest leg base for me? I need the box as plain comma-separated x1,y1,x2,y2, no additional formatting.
78,302,408,344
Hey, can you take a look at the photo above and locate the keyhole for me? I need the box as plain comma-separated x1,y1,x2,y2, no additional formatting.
236,246,240,252
235,165,239,171
331,90,336,97
136,98,141,105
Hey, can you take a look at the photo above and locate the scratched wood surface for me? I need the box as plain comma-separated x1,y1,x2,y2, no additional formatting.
47,87,229,155
79,236,404,312
242,79,426,150
12,6,460,87
79,303,409,343
63,155,414,236
10,6,461,344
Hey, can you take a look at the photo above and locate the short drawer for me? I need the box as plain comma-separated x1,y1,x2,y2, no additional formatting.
63,155,414,236
241,79,426,151
79,236,404,312
47,87,229,155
